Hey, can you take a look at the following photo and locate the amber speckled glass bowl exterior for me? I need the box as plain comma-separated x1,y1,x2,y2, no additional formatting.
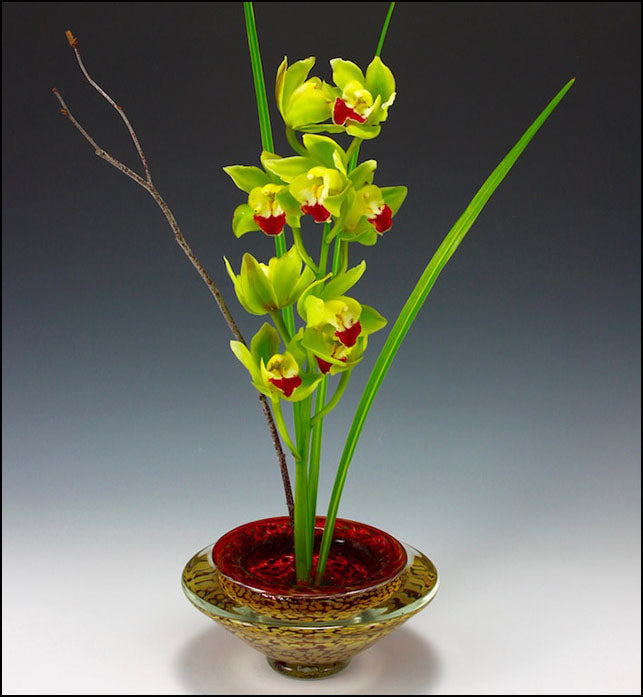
182,522,439,679
212,517,408,620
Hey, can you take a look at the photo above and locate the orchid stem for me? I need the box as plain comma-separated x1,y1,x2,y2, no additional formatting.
338,241,349,275
306,221,332,537
297,394,314,574
286,126,308,157
291,226,318,275
311,369,352,424
307,375,326,538
346,137,362,163
269,310,292,346
271,396,300,461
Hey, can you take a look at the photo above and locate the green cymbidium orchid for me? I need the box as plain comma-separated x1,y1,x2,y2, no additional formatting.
290,166,349,223
340,182,408,244
301,294,387,351
223,164,288,237
302,325,367,375
261,140,350,225
329,57,396,139
225,245,315,315
293,260,386,368
275,57,334,130
230,324,321,402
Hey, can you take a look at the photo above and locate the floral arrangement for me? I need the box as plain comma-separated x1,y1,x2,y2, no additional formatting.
54,3,573,588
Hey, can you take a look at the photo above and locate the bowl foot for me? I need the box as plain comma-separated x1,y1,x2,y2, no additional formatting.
267,657,350,679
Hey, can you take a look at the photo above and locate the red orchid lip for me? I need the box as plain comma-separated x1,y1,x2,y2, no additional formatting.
301,202,331,223
315,355,347,375
315,357,333,375
332,98,367,126
253,212,286,236
368,204,393,234
269,375,302,398
335,321,361,348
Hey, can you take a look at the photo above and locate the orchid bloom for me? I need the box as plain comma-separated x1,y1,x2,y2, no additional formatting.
223,164,288,238
299,291,387,375
275,57,334,131
329,57,396,139
248,184,287,235
305,295,364,347
260,137,349,227
337,160,408,246
230,324,321,402
354,185,393,233
225,246,315,316
302,325,365,375
289,166,346,223
261,352,302,398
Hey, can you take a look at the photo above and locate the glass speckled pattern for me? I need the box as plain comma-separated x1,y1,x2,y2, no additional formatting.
182,541,439,679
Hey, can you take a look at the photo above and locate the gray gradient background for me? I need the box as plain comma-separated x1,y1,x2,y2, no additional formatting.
2,2,641,694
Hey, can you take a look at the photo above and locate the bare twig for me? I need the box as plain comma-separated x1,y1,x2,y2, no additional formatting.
66,30,152,184
54,32,294,521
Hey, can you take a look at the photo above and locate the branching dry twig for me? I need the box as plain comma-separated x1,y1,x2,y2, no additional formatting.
54,30,294,521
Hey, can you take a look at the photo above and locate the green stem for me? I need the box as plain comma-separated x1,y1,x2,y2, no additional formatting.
294,450,310,582
291,226,318,274
269,310,292,346
310,236,347,586
375,3,396,58
338,241,349,275
346,137,362,163
311,369,352,424
299,395,315,568
286,126,308,157
294,394,313,581
331,235,343,273
307,376,326,537
318,238,330,278
318,222,332,279
306,220,333,537
271,396,299,461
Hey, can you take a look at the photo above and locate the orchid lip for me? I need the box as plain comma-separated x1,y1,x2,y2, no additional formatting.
269,375,302,398
368,204,393,234
332,98,367,126
301,202,331,223
253,212,286,236
335,321,361,348
316,355,347,374
315,357,333,375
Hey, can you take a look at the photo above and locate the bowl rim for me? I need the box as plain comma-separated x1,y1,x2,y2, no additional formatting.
182,541,439,629
211,515,408,598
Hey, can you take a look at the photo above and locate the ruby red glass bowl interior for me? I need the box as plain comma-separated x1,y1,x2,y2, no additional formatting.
212,516,408,594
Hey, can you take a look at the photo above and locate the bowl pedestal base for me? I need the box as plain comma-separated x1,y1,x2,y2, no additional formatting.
267,657,350,679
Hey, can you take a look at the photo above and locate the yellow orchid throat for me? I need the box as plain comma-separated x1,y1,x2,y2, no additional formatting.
248,184,287,236
261,352,302,398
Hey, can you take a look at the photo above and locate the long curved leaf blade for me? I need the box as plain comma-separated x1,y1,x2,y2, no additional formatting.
315,77,575,582
345,76,575,469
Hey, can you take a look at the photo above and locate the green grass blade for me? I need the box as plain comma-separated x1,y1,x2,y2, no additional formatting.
376,3,396,58
243,3,291,324
314,77,575,583
243,2,274,154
